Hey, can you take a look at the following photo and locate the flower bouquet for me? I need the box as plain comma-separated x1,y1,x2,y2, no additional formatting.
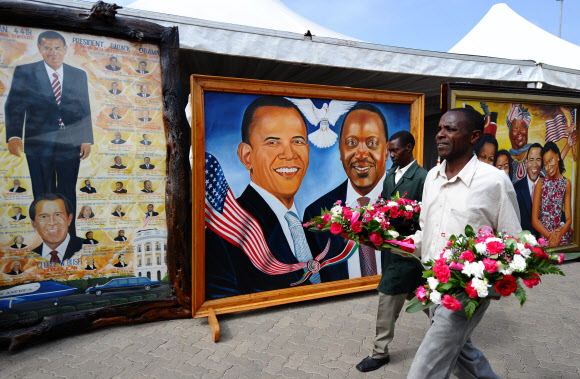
406,225,565,319
303,193,421,256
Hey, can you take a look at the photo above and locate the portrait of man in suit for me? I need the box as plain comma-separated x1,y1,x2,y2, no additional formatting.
110,156,126,169
8,179,27,193
135,61,149,74
145,204,159,217
111,204,125,217
113,253,128,267
10,236,27,249
141,180,154,193
105,56,121,71
137,84,150,98
113,182,127,194
30,193,84,262
84,257,97,270
514,143,543,238
140,133,152,145
6,261,23,276
206,96,328,300
139,157,155,170
5,31,93,223
109,107,122,120
114,230,127,242
79,179,97,194
111,131,126,145
11,207,27,221
304,103,390,281
82,231,99,245
109,81,121,95
138,110,152,122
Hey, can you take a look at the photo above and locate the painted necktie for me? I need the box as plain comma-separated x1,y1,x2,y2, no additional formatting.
50,250,60,264
357,196,378,276
51,73,65,129
284,211,321,284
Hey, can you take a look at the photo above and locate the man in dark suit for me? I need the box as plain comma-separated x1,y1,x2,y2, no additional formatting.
84,257,97,270
6,261,24,276
514,143,543,238
140,134,152,145
141,180,154,193
5,31,92,224
135,61,149,74
30,193,83,262
111,205,125,217
10,236,27,249
11,207,27,221
8,179,27,193
145,204,159,217
206,96,335,300
111,132,126,144
109,81,121,95
113,182,127,194
109,107,121,120
82,231,99,245
79,179,97,194
139,157,155,170
304,103,390,283
113,253,128,267
138,110,152,122
110,156,126,169
137,84,150,98
105,56,121,71
356,130,427,372
114,230,127,242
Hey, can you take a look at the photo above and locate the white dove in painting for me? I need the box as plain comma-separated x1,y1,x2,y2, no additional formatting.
285,98,357,148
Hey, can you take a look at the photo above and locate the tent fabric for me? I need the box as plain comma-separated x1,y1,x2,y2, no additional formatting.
449,3,580,72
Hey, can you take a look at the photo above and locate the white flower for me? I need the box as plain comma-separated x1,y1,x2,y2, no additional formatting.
520,248,531,258
471,278,490,298
485,237,502,243
475,243,487,255
429,290,442,304
462,261,485,279
498,261,514,275
387,201,398,207
509,255,527,272
330,205,342,217
389,230,399,239
441,249,453,261
517,243,525,251
405,205,414,212
524,234,538,245
427,277,440,290
373,216,384,223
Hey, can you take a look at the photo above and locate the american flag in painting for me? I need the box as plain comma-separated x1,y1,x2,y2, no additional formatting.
545,114,569,143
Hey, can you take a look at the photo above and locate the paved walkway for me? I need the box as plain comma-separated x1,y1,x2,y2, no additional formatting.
1,261,579,378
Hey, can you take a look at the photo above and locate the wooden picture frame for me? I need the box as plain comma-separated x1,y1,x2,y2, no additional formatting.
0,2,190,350
192,76,424,334
442,83,580,254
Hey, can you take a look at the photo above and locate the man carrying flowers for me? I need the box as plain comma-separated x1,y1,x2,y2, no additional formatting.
406,108,521,379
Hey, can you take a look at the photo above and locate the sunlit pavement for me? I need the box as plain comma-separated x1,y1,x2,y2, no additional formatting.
1,261,578,378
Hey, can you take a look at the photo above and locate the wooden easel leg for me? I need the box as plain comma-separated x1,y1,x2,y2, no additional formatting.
208,308,220,342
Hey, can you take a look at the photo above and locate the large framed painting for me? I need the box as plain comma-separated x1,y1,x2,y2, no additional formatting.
0,2,190,349
192,76,424,323
442,83,580,254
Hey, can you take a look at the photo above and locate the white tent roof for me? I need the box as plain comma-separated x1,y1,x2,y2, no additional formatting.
449,3,580,72
128,0,356,41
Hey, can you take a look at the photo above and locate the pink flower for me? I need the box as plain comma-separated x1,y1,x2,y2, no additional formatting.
330,223,343,235
390,206,399,213
433,259,451,283
351,221,362,234
538,238,547,246
405,211,413,220
350,212,360,224
335,200,342,205
414,206,421,213
459,251,475,263
465,281,478,298
370,233,383,246
449,261,464,271
522,273,540,288
486,241,505,255
441,294,462,311
558,254,565,265
391,210,399,218
416,286,428,301
316,224,323,229
342,209,353,220
322,213,331,223
530,246,550,260
482,258,498,273
446,240,454,247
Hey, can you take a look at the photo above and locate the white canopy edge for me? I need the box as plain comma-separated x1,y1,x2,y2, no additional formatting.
27,0,580,90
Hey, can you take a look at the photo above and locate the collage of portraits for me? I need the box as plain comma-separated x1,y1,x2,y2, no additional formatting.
0,26,168,296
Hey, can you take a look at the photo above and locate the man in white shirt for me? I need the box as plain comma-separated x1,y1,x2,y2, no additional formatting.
514,143,543,238
304,103,390,281
8,179,27,193
407,108,521,379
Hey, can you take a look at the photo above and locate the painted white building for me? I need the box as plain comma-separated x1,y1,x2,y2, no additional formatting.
133,229,168,281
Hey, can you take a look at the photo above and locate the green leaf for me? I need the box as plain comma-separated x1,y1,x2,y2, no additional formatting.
504,237,518,250
423,271,435,278
514,281,527,307
367,220,381,233
406,297,432,314
465,225,475,238
439,282,454,291
464,300,478,320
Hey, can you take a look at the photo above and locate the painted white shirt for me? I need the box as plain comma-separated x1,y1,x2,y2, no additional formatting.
41,233,71,262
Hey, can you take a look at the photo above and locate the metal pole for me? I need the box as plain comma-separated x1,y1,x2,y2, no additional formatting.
558,0,563,38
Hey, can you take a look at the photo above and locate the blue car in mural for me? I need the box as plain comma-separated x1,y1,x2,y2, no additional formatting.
85,277,160,296
0,281,78,309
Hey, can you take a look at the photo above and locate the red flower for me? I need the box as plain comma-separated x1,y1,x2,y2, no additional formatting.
522,273,540,289
465,281,478,298
390,209,399,218
342,209,353,220
433,259,451,283
530,246,550,260
351,221,362,233
486,241,505,255
405,211,413,220
494,275,517,296
370,233,383,246
441,294,462,311
322,213,331,223
330,222,343,235
459,251,475,263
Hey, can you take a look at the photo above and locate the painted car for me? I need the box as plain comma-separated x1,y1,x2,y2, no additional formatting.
85,277,160,296
0,281,78,309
